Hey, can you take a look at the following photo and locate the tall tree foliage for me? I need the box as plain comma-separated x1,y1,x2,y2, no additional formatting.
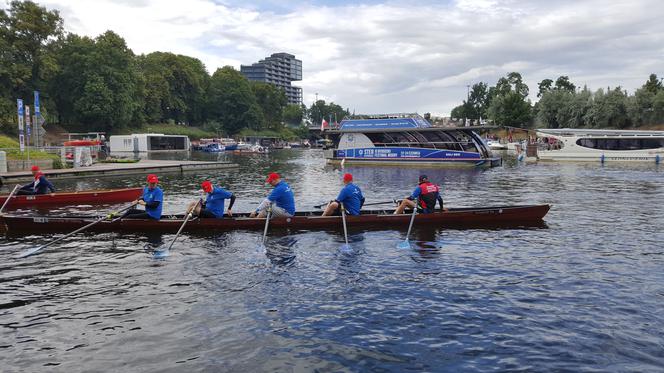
487,72,532,127
0,0,62,132
250,82,287,130
207,66,263,134
309,100,348,125
137,52,208,125
49,31,142,131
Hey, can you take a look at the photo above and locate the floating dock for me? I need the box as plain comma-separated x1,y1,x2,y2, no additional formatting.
0,160,238,184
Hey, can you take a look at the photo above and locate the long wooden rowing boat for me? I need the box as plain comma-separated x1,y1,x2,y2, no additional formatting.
1,204,550,233
0,187,143,208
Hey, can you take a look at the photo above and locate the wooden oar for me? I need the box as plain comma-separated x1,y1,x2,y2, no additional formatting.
262,205,272,244
18,203,137,258
397,206,417,249
340,205,351,252
154,199,202,259
0,185,20,214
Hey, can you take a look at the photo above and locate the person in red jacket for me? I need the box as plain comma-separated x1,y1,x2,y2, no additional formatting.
394,175,444,214
16,165,55,195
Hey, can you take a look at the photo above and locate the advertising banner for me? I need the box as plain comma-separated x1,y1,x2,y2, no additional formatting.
17,99,25,151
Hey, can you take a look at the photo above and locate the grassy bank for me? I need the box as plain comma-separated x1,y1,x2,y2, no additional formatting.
0,135,64,168
114,124,217,139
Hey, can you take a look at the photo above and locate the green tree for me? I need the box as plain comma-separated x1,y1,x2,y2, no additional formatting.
643,73,662,94
309,100,349,126
137,52,208,125
555,76,576,92
49,31,142,131
250,82,287,130
487,72,532,127
584,87,631,128
537,79,553,97
207,66,263,134
0,0,63,129
283,103,304,126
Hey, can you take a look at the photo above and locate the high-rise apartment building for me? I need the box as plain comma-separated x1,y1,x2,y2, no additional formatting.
240,53,303,105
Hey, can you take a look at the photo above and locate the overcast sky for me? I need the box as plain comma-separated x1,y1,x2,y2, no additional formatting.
7,0,664,116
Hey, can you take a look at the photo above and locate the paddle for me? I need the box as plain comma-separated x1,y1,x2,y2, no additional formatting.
397,206,417,249
313,200,397,209
0,185,20,214
153,199,202,259
18,202,137,258
340,205,351,253
261,205,272,244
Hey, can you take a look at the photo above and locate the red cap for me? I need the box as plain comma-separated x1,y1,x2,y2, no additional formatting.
146,174,159,183
31,165,40,172
266,172,280,183
201,180,213,193
343,173,353,182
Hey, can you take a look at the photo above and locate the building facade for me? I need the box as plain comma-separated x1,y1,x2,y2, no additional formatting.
241,53,303,105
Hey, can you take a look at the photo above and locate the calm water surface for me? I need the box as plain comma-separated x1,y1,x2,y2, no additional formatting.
1,150,663,372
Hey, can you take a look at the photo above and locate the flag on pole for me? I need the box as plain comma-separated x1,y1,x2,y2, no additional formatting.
320,119,328,131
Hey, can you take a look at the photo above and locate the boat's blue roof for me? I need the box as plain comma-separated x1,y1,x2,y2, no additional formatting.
339,116,431,131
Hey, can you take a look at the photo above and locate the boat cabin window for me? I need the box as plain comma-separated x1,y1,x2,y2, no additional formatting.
362,130,485,152
576,138,664,150
149,136,187,150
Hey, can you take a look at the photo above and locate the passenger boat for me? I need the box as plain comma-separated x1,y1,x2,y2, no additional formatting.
1,204,550,233
325,114,501,167
0,187,143,209
536,128,664,163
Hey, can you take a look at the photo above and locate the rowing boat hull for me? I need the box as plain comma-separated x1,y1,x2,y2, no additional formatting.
0,187,143,208
1,205,550,234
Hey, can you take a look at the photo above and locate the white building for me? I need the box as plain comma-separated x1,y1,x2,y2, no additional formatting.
109,134,190,153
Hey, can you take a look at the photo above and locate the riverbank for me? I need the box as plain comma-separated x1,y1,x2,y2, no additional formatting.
0,159,238,184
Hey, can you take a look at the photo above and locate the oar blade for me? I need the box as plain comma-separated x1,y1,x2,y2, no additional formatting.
153,249,170,259
17,245,45,258
397,239,411,250
339,243,353,254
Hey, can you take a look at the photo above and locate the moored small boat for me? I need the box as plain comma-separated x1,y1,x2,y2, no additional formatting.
1,204,550,233
0,187,143,209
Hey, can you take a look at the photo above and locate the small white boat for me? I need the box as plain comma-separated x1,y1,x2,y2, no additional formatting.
536,128,664,163
486,140,508,150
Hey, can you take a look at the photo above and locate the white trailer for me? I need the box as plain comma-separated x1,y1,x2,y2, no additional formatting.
109,134,190,153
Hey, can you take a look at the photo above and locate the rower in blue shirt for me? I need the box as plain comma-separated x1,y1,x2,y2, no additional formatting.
123,174,163,220
322,173,365,216
16,165,55,195
250,172,295,218
187,180,236,218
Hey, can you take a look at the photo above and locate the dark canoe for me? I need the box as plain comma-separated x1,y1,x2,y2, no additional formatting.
1,204,550,234
0,188,143,209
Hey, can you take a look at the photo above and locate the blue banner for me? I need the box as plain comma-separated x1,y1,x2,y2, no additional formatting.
17,99,25,151
335,147,481,160
339,117,431,131
34,91,40,115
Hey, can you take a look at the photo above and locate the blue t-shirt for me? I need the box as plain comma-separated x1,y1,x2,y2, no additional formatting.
268,181,295,215
142,186,163,220
336,183,364,215
205,186,233,218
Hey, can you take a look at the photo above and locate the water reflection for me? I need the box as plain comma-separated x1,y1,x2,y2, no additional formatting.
264,236,297,267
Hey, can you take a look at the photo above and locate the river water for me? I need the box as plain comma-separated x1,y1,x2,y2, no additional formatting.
1,150,663,372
